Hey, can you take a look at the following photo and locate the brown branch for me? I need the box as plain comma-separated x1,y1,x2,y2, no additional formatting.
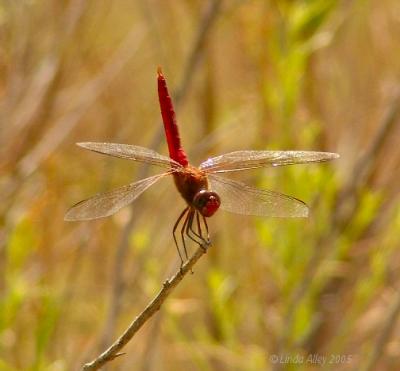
82,245,209,371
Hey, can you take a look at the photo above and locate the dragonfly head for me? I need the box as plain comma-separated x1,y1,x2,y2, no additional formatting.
193,190,221,217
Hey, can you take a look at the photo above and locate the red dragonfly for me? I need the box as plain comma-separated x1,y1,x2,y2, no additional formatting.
65,68,339,265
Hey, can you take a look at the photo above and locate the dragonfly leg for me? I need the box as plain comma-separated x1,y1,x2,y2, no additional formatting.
202,215,211,244
196,212,202,238
185,209,200,244
180,209,191,262
173,207,189,267
180,210,194,273
195,212,210,251
174,208,209,269
186,210,208,251
189,212,206,243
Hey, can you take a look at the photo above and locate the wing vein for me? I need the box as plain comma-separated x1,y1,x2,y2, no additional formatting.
65,172,170,221
200,150,339,173
77,142,183,170
208,174,308,217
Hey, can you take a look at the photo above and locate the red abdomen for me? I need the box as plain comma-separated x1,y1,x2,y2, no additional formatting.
157,68,188,167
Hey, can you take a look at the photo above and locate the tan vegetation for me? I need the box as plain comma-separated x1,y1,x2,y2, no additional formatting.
1,0,400,370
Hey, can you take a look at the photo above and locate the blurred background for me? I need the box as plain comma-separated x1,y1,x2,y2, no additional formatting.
1,0,400,370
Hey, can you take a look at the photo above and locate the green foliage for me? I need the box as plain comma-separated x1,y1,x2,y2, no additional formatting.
1,218,38,333
6,219,39,276
33,292,60,371
206,269,237,344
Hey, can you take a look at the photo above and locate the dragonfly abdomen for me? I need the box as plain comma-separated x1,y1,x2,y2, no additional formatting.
157,68,189,167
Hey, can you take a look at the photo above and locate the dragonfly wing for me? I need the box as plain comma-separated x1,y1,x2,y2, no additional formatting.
208,174,308,217
77,142,183,170
65,173,169,221
200,150,339,173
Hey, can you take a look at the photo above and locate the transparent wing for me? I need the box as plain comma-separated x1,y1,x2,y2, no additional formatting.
65,173,169,221
208,174,308,217
200,150,339,173
77,142,183,170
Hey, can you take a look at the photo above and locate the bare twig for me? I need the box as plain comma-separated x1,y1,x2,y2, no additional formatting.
82,245,209,371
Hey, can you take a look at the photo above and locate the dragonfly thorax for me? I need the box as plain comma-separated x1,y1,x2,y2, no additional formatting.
173,166,219,217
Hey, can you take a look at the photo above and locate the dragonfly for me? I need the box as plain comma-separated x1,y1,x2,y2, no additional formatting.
65,68,339,265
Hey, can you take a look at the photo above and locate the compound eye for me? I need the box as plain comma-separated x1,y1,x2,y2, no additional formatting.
193,190,220,217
